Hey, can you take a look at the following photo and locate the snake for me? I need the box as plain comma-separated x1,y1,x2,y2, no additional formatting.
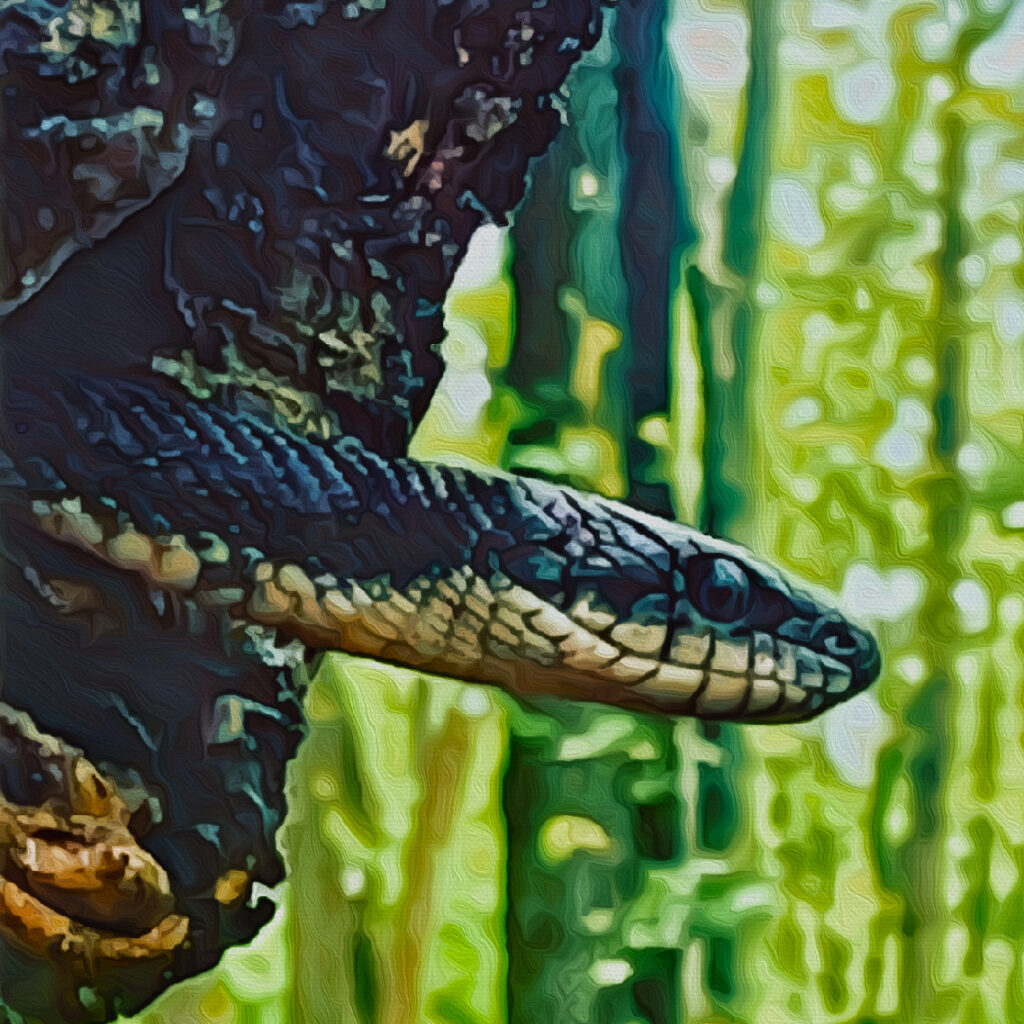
0,0,881,1019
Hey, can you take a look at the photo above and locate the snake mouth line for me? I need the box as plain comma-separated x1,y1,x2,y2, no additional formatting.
626,629,857,722
243,564,871,723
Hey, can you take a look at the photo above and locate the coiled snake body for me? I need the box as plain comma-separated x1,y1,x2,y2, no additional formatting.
0,0,880,1019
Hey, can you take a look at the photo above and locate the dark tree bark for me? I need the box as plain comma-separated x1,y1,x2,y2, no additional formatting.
0,4,608,1018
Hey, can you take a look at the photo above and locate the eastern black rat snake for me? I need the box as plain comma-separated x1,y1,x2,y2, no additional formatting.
0,0,879,1019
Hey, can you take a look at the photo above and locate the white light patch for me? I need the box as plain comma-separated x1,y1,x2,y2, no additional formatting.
997,159,1024,193
432,325,492,431
959,254,987,288
769,178,826,248
828,183,868,210
896,656,927,684
1003,502,1024,529
994,295,1024,347
811,1,857,30
928,73,954,102
903,354,934,385
911,130,940,166
874,428,925,473
836,60,896,124
851,152,878,186
968,133,999,171
578,170,600,198
969,4,1024,89
341,867,367,898
952,579,990,635
452,224,507,290
589,959,634,986
668,12,749,91
781,396,823,429
956,442,992,478
992,234,1024,266
730,883,775,914
999,595,1024,628
459,685,492,717
840,564,924,623
873,398,931,474
706,155,736,186
824,693,891,788
581,909,615,933
917,17,951,58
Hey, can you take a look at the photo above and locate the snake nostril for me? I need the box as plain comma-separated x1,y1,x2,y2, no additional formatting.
688,556,753,623
826,629,858,660
812,614,880,682
824,634,861,671
812,614,855,653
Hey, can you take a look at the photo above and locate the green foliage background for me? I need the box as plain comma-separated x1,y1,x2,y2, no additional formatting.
130,1,1024,1021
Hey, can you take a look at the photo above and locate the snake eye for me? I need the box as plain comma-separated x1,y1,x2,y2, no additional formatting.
688,556,753,623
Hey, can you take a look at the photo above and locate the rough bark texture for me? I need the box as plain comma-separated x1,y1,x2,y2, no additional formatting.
0,3,614,1018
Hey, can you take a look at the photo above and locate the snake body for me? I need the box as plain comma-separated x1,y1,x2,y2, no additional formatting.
0,0,880,1019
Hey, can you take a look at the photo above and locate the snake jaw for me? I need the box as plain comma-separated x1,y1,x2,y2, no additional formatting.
239,548,879,723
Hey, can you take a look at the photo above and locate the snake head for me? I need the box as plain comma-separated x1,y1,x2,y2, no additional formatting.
239,466,880,725
629,529,881,722
462,484,883,724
